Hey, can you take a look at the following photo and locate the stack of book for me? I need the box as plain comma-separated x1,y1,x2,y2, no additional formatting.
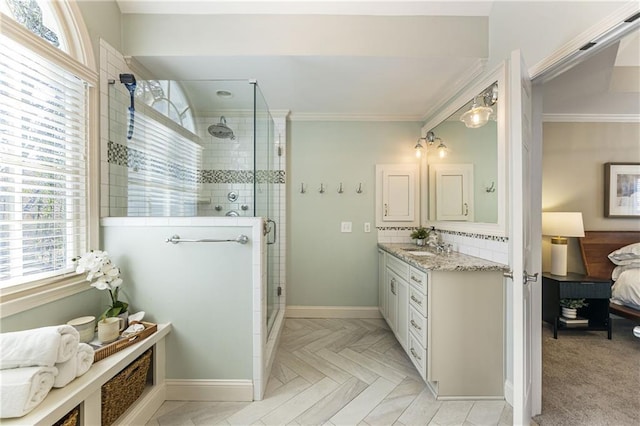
559,316,589,327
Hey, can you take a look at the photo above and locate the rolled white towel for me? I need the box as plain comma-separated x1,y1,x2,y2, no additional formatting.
0,366,57,418
53,356,77,388
75,343,94,378
0,325,79,369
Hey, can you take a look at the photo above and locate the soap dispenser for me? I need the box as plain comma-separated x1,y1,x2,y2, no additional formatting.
427,226,439,247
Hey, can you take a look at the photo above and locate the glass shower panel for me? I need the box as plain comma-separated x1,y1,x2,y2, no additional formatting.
253,83,280,334
182,80,256,217
108,82,202,217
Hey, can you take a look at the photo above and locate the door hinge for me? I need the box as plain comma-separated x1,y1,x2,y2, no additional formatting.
277,286,282,296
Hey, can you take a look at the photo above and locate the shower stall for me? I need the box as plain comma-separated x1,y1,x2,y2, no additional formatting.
105,77,284,399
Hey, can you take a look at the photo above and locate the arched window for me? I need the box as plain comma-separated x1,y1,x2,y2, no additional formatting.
1,0,97,297
136,80,196,133
0,0,66,49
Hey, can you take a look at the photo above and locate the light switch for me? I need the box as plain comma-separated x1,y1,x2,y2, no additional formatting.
364,222,371,233
341,221,352,233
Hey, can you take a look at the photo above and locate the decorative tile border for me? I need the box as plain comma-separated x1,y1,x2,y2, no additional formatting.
376,226,509,243
108,140,197,183
198,169,286,184
375,227,417,231
439,229,509,243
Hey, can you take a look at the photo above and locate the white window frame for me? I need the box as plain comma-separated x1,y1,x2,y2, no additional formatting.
0,8,99,318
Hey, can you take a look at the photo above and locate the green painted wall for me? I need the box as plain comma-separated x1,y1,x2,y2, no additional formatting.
287,120,422,307
0,290,103,333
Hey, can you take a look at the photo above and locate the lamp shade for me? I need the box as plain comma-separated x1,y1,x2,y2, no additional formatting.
541,212,585,237
460,105,493,128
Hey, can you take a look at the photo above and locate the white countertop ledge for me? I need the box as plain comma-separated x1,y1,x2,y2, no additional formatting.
379,243,508,272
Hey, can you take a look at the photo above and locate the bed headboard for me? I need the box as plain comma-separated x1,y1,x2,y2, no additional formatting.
578,231,640,280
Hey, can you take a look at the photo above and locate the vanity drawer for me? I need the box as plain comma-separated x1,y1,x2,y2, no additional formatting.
409,305,427,347
409,285,428,317
386,254,410,281
408,332,427,380
409,267,428,294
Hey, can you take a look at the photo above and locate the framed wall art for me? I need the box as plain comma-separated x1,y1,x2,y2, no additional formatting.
604,162,640,218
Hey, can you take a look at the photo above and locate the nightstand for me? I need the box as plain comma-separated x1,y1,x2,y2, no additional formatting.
542,272,612,339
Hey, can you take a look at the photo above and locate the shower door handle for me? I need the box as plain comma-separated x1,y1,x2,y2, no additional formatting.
267,219,277,245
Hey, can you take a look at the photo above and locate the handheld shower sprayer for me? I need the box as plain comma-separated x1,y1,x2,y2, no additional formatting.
119,74,137,140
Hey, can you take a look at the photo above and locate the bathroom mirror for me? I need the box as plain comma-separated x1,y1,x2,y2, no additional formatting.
421,65,506,237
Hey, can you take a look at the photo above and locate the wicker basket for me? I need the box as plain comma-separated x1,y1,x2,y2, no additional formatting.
53,406,79,426
101,349,152,426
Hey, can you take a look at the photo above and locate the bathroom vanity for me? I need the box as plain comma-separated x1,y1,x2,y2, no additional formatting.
378,244,507,399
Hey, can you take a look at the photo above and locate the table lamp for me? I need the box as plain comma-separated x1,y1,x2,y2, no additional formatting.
542,212,585,276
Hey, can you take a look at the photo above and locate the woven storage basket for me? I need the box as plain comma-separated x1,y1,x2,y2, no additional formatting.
53,406,79,426
101,349,152,426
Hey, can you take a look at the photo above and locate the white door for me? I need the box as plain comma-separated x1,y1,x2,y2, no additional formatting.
508,50,537,425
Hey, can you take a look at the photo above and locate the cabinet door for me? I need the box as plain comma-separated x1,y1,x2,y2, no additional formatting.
433,163,473,221
396,277,409,351
378,250,387,319
375,164,419,227
386,268,399,333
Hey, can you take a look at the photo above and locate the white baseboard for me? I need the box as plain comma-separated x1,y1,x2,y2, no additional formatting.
504,380,513,406
286,305,382,319
166,379,253,401
117,383,165,425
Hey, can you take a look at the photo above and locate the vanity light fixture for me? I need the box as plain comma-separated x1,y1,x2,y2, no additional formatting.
414,139,425,158
436,139,448,158
415,131,448,158
460,84,498,129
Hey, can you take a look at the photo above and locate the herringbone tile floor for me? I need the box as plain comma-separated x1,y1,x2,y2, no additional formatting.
147,318,512,425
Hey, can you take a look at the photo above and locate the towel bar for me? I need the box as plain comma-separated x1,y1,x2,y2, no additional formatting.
165,234,249,245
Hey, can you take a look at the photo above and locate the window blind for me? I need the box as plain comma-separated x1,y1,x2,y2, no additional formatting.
114,101,201,217
0,33,88,288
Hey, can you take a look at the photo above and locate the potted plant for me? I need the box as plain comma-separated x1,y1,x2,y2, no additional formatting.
559,298,588,319
74,250,128,321
410,227,430,246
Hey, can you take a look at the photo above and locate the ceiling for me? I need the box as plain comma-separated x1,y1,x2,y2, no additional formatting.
115,1,639,120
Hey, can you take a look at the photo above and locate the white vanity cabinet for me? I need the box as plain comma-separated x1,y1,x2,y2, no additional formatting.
378,249,386,319
379,248,504,399
383,253,409,351
407,265,429,382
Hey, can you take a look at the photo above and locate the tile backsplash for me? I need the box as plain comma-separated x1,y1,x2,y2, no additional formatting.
378,226,509,265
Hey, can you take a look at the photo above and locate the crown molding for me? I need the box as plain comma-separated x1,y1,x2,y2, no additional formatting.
529,2,640,81
288,112,423,122
420,58,487,123
543,113,640,123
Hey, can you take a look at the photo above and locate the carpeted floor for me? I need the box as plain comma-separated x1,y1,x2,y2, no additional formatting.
534,318,640,425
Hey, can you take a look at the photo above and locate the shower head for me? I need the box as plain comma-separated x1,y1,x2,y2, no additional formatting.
208,116,236,140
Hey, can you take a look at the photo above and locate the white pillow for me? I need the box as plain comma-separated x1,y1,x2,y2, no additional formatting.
608,242,640,266
611,268,640,310
612,264,640,281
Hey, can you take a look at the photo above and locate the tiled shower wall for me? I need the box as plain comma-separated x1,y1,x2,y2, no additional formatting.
197,114,255,216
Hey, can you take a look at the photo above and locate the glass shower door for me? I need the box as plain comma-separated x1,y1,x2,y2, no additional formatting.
253,83,280,335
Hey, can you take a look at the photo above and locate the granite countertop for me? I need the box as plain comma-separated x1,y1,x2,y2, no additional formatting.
378,243,509,272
